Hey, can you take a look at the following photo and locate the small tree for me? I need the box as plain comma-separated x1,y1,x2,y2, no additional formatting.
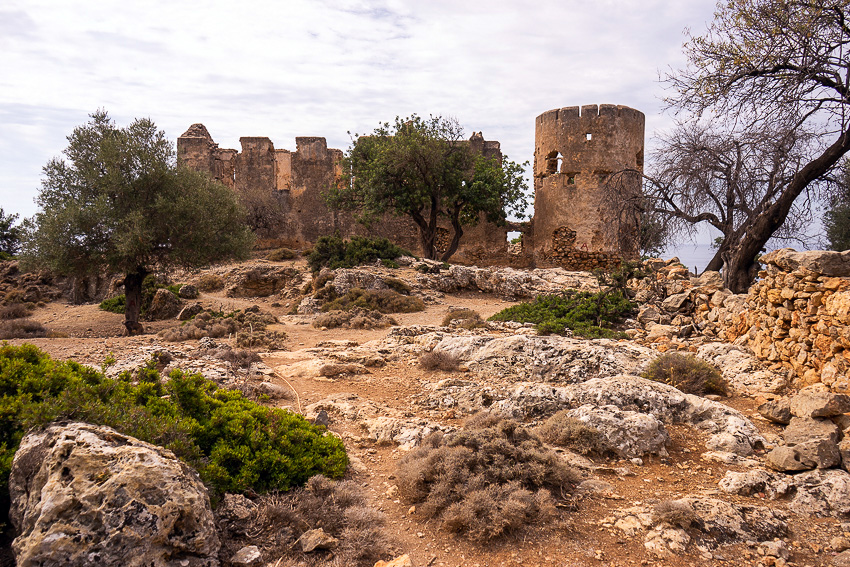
22,111,253,333
0,208,21,258
328,115,529,261
824,159,850,251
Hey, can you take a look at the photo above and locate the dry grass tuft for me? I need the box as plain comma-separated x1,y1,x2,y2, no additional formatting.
536,410,603,455
652,500,700,529
0,319,48,339
395,413,580,541
313,308,397,330
441,308,485,329
321,288,424,314
0,303,29,320
643,352,729,396
196,273,225,292
418,351,461,372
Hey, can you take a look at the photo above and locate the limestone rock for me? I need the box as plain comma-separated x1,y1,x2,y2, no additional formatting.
760,248,850,277
297,528,338,552
230,545,262,566
661,292,690,312
637,305,661,325
835,550,850,567
215,494,257,537
567,404,670,458
179,283,199,299
784,416,841,445
374,554,413,567
178,302,204,321
227,265,299,297
840,438,850,473
789,390,850,418
766,445,820,472
146,288,182,320
758,398,791,425
722,467,850,518
9,422,220,567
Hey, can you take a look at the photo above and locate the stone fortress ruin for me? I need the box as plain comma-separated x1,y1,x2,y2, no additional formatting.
177,104,644,269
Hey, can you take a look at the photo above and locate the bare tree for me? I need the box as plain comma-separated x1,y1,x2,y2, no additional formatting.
628,0,850,292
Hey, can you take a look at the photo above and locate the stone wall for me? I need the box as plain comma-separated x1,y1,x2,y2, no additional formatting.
177,125,509,265
530,104,644,269
718,249,850,392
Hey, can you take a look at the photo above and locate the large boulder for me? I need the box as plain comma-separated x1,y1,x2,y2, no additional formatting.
145,288,182,320
227,265,300,297
566,404,670,458
760,248,850,277
9,422,220,567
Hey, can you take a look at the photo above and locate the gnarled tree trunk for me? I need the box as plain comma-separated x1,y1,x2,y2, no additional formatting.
123,267,147,335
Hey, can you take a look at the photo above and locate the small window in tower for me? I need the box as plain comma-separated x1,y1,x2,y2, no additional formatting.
567,175,576,185
545,150,561,175
586,133,592,141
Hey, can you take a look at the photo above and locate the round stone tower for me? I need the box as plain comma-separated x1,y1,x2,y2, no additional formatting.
531,104,645,269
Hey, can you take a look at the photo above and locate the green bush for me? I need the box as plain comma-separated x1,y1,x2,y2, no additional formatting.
0,343,347,536
488,290,633,339
321,288,424,314
99,294,126,314
307,235,410,272
642,352,729,396
395,413,578,541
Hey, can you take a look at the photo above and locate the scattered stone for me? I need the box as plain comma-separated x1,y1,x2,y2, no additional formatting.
758,398,792,425
230,545,262,566
146,287,182,320
567,404,670,458
297,528,338,552
178,302,204,321
179,284,199,299
373,554,413,567
789,389,850,418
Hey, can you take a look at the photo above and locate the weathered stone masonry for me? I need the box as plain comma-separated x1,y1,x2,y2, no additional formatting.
178,104,645,269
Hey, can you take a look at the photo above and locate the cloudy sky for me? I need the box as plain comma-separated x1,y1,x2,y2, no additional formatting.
1,0,720,264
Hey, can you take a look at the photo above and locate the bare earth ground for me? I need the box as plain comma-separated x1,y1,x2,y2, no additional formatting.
7,260,849,567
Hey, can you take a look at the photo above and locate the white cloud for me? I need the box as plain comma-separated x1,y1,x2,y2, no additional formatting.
1,0,717,218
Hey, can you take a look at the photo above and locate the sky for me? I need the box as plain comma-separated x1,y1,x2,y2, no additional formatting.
1,0,724,266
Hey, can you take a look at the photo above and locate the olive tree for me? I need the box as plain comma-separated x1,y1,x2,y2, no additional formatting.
620,0,850,292
22,111,253,333
328,115,528,261
0,208,20,258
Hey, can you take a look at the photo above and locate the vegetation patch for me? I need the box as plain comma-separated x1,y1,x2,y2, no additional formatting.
395,413,579,541
321,288,424,314
99,275,182,316
536,410,603,455
229,475,392,567
313,308,397,330
267,248,298,261
488,290,634,339
418,351,461,372
643,352,729,396
0,343,347,537
0,303,29,320
307,235,410,272
0,319,48,339
442,308,484,329
197,273,225,292
159,307,286,349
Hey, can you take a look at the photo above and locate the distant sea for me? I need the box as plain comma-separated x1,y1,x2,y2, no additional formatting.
660,242,718,275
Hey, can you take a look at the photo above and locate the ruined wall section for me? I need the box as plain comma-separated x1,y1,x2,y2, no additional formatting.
530,104,644,270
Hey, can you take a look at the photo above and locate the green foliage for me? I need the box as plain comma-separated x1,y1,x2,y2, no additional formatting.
99,295,126,314
21,111,253,322
320,288,424,314
643,352,729,396
0,208,20,257
327,114,529,261
99,276,181,315
0,343,347,535
488,291,634,339
824,160,850,251
383,277,411,295
395,413,578,541
306,235,410,272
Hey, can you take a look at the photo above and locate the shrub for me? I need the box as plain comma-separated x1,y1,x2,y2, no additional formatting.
99,294,126,314
242,475,392,567
442,308,484,329
313,308,397,329
652,500,699,529
0,319,48,339
383,277,411,295
267,248,298,261
99,275,182,316
0,344,347,538
207,346,262,369
307,235,410,272
418,351,460,371
643,353,728,396
536,410,602,455
0,303,29,320
321,288,424,314
488,290,634,339
395,413,579,541
159,308,286,349
197,273,225,292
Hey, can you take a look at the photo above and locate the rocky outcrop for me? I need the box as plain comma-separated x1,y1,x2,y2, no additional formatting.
721,468,850,518
9,422,220,567
566,405,670,458
226,264,301,297
146,288,182,320
419,265,599,299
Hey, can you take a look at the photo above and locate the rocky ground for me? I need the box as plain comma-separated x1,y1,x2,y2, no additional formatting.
4,256,850,567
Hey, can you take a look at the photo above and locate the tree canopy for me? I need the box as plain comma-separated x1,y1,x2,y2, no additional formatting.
22,110,253,332
617,0,850,292
327,115,528,261
0,208,20,258
824,159,850,251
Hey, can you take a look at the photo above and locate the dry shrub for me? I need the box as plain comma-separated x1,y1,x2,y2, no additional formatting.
395,413,579,541
321,288,424,314
3,290,24,305
267,248,297,261
652,500,700,529
197,273,225,292
0,303,29,320
159,308,286,349
383,277,412,295
0,319,48,339
313,308,397,330
208,346,262,368
234,475,392,567
536,410,603,455
643,352,729,396
442,308,484,329
418,351,460,372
